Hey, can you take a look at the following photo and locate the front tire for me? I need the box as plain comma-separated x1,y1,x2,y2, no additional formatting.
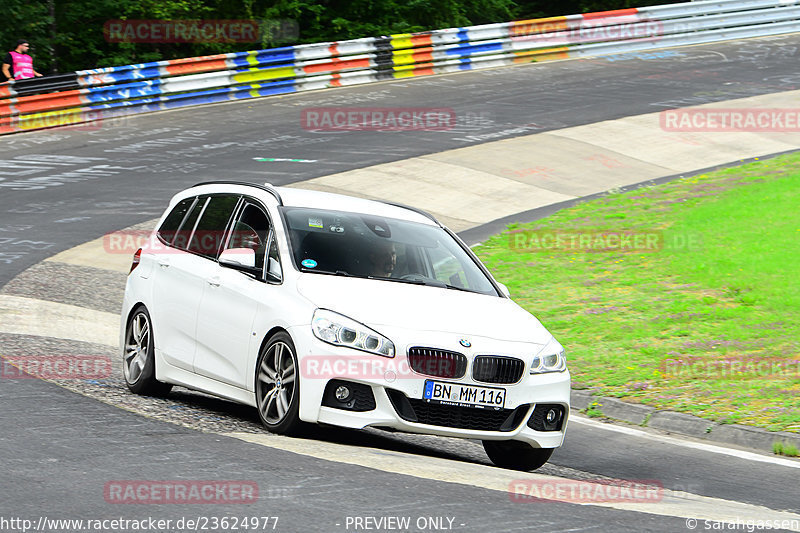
255,332,304,435
483,440,554,471
123,305,172,397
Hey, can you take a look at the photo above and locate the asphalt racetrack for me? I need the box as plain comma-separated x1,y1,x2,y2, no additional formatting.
2,34,800,533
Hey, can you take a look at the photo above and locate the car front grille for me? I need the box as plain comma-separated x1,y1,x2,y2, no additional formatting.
472,356,525,384
407,347,467,379
385,389,529,432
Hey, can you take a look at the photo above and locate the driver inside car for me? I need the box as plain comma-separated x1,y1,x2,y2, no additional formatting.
369,240,396,277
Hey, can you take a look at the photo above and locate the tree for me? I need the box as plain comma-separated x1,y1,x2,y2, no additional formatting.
1,0,676,75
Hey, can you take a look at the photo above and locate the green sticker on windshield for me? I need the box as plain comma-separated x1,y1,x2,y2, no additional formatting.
308,217,323,229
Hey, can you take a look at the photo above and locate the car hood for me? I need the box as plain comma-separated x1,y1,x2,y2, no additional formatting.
296,274,552,344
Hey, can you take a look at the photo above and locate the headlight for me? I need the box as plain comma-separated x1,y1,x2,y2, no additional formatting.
312,309,395,357
530,336,566,374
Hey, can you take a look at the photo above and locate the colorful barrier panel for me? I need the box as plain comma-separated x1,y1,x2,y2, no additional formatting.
2,0,800,134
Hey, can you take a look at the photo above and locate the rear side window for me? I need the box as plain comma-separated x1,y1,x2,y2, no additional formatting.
157,197,195,246
174,198,206,250
187,195,240,258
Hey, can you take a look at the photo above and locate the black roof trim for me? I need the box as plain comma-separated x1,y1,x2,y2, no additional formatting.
191,182,437,223
192,181,283,205
381,201,440,225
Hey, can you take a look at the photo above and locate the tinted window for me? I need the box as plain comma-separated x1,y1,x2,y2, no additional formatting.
157,197,195,246
266,231,282,282
280,207,498,296
225,203,271,271
187,195,240,258
173,198,206,251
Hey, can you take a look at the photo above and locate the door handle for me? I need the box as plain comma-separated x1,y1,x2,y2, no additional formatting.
206,276,221,287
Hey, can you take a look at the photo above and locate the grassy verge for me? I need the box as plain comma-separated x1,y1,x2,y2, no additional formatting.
476,153,800,432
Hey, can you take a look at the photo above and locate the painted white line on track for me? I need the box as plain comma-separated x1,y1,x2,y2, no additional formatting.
570,415,800,469
3,293,798,471
227,431,800,529
0,295,118,347
45,238,132,273
3,294,798,473
3,291,799,525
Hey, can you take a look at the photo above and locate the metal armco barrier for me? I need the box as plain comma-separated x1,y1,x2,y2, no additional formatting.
2,0,800,134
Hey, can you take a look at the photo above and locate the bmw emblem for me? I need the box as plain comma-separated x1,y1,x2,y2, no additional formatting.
459,339,471,348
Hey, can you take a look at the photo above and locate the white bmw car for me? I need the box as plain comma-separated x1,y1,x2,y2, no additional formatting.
121,181,570,470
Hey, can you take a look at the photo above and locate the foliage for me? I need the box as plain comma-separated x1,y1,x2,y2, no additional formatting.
773,441,799,457
584,401,604,418
3,0,673,74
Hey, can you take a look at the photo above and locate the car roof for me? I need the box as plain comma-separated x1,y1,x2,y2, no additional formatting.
185,181,440,227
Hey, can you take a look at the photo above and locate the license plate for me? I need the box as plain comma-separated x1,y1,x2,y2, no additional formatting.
423,380,506,409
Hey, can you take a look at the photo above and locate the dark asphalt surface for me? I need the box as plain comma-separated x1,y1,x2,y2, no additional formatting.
3,35,800,287
3,35,800,531
0,377,688,533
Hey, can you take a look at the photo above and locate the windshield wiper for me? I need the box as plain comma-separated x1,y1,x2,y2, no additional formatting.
443,283,477,293
367,275,450,288
367,275,424,285
302,268,353,277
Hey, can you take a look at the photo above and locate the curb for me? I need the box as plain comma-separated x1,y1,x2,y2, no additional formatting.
571,389,800,457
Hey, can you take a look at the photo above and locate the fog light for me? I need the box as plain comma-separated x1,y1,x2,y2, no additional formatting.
528,404,565,432
543,407,563,431
335,385,351,402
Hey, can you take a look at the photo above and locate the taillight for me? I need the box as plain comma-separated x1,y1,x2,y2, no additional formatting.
130,248,141,274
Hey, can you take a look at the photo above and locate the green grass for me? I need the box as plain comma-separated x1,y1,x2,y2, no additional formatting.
476,153,800,432
584,401,604,418
773,441,799,457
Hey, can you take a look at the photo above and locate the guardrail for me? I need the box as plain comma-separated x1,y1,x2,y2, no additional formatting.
2,0,800,135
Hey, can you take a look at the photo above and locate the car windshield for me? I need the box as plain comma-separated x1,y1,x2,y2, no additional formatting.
280,206,498,296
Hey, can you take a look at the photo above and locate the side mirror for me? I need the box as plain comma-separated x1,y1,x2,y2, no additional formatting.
267,256,282,283
219,248,260,276
496,282,511,298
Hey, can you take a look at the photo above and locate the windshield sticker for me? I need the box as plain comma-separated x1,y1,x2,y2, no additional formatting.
301,259,318,268
308,217,323,229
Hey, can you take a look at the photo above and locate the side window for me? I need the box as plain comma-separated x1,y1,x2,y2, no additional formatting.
187,195,240,258
157,197,195,246
174,197,206,251
225,203,270,271
266,230,282,282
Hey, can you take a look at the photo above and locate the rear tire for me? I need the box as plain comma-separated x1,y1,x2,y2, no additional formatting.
123,305,172,397
483,440,554,471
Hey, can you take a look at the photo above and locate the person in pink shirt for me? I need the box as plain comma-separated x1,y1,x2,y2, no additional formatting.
2,39,43,81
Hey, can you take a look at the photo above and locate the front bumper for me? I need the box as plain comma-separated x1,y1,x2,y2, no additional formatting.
289,326,570,448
